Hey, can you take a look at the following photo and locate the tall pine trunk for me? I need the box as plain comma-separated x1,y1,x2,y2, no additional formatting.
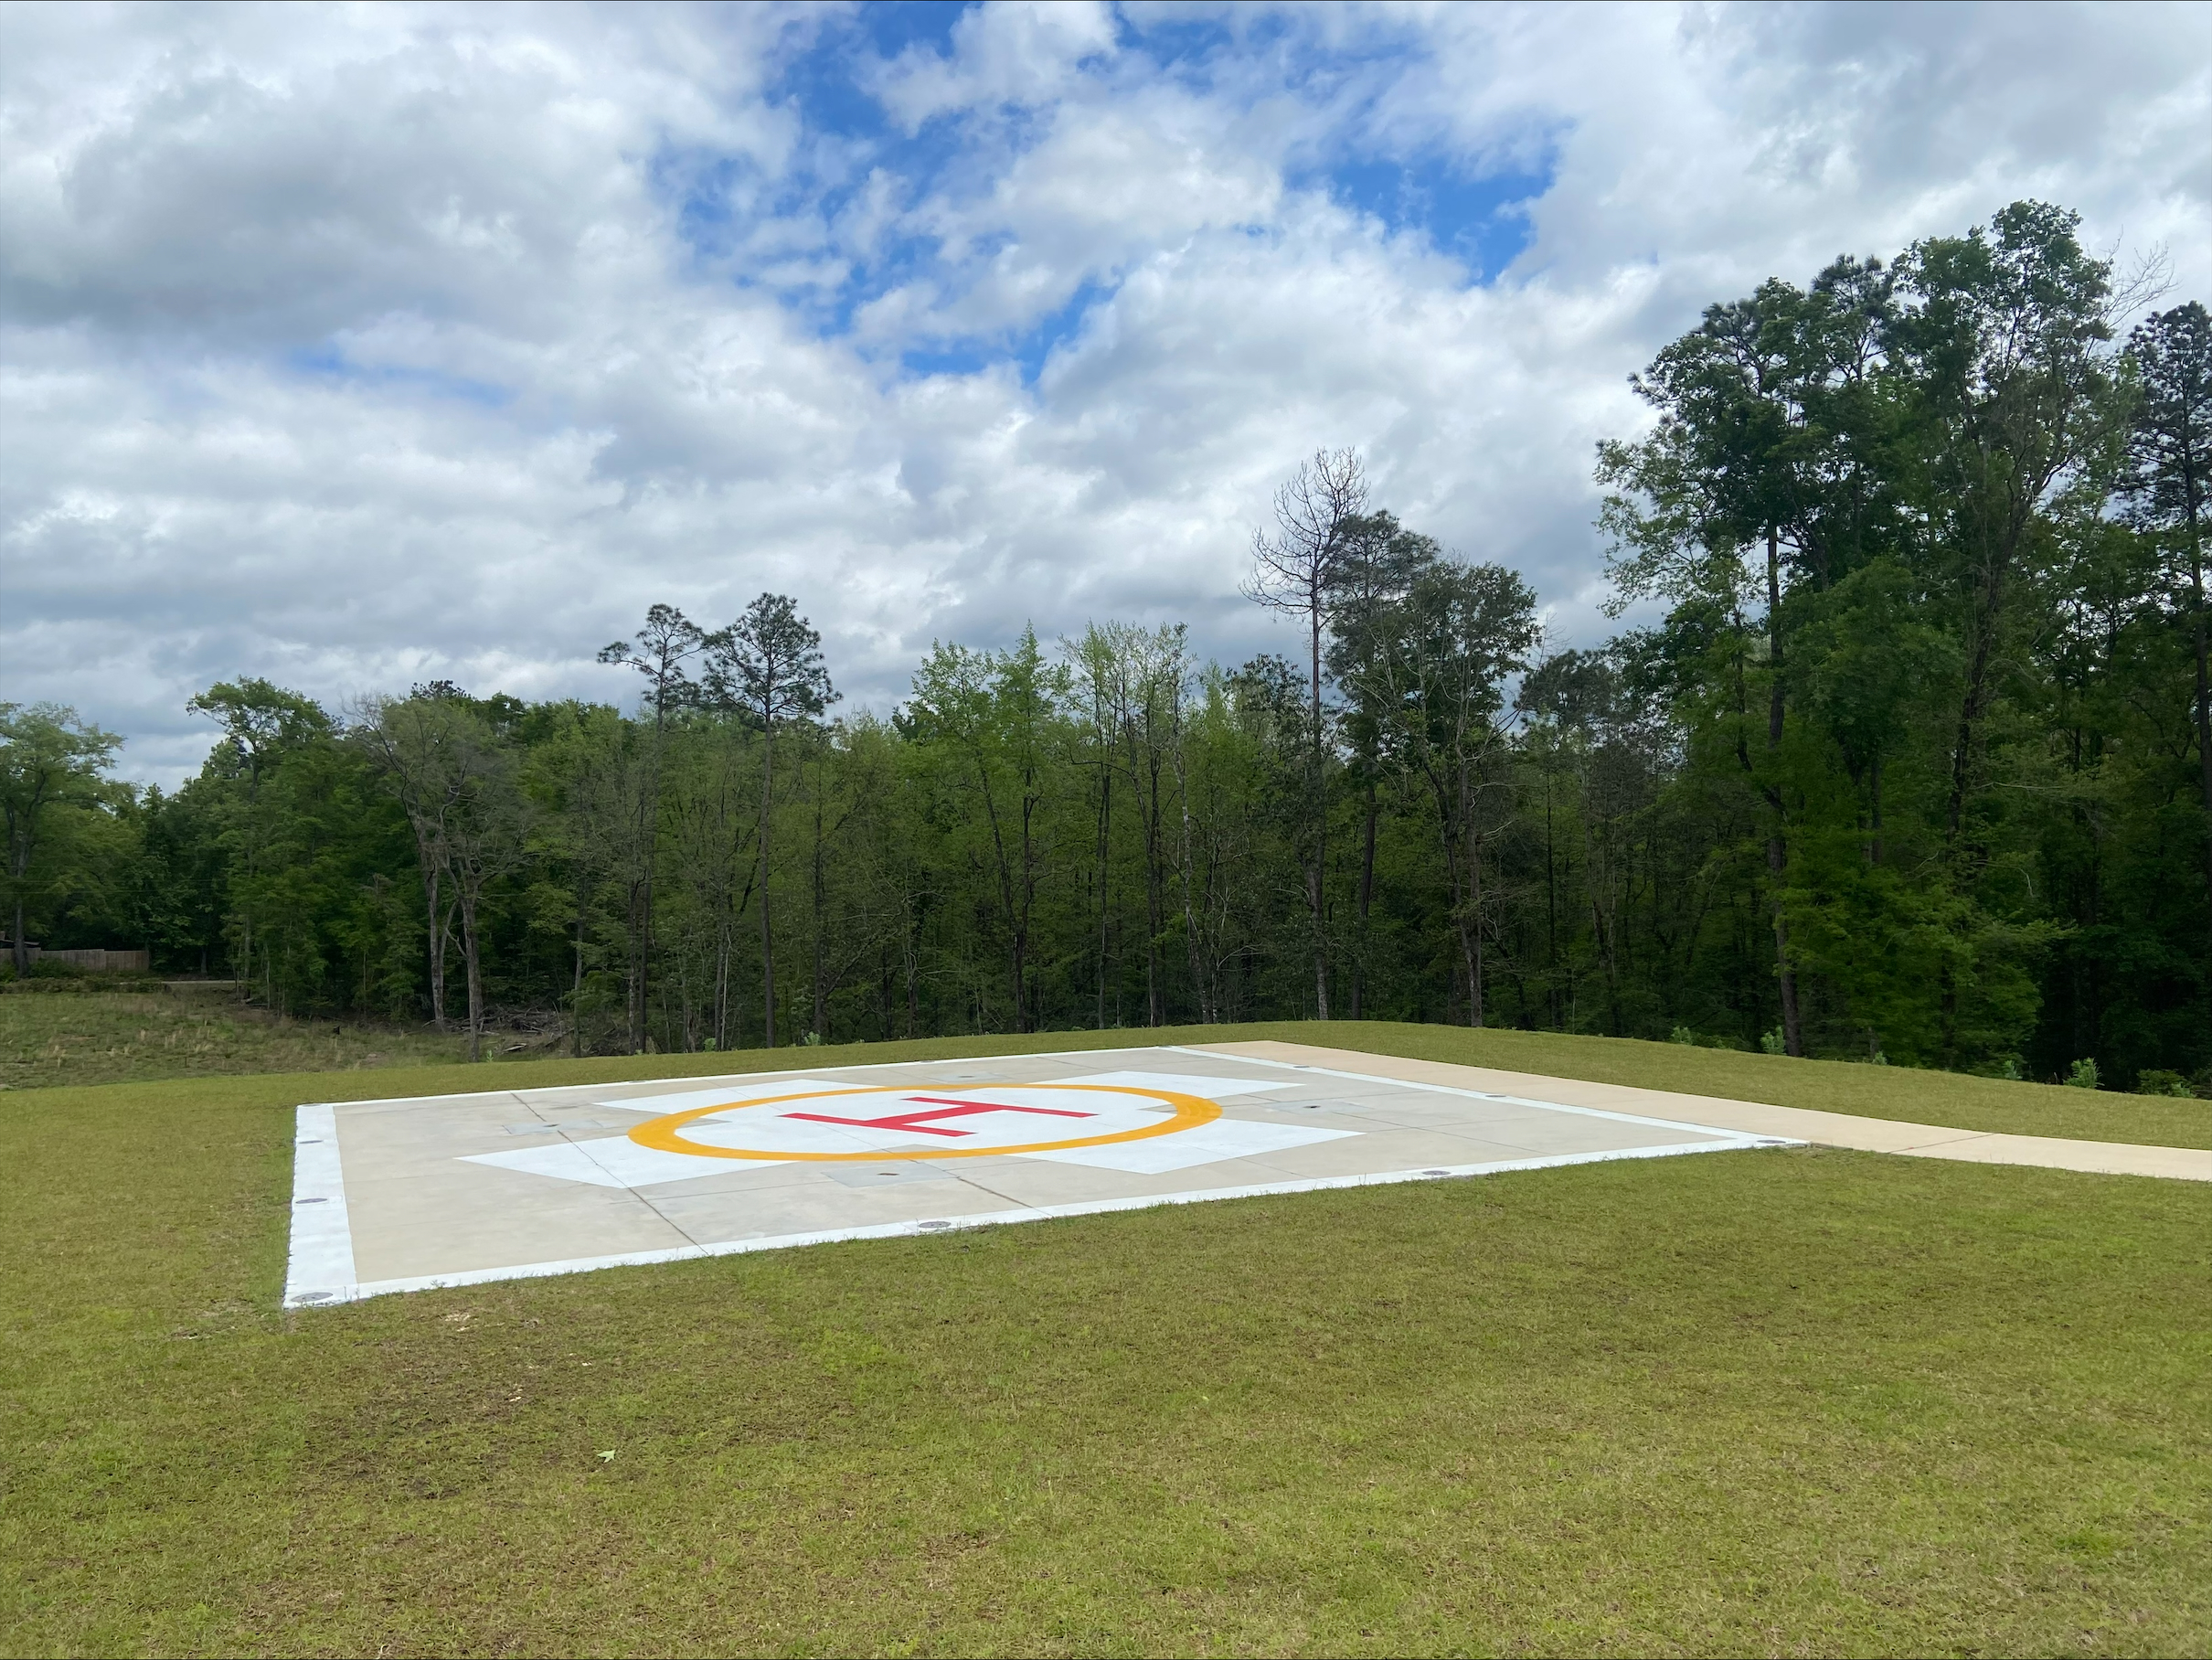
759,725,776,1048
1140,742,1164,1027
1095,765,1111,1028
1464,761,1485,1028
425,867,446,1029
1765,530,1803,1057
812,761,828,1041
1308,606,1329,1019
460,889,484,1063
1175,726,1207,1024
1350,783,1377,1020
1469,820,1485,1029
1014,778,1035,1035
1432,761,1480,1028
570,876,585,1057
2188,500,2211,936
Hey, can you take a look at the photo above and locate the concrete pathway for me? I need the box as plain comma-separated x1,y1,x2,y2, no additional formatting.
1199,1040,2212,1184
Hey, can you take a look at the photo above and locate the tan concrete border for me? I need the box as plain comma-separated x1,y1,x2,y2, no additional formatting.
1194,1039,2212,1184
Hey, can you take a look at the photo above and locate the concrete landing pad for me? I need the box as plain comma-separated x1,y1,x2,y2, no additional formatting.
284,1043,1796,1306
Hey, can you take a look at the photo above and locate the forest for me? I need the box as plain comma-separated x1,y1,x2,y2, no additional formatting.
5,200,2207,1091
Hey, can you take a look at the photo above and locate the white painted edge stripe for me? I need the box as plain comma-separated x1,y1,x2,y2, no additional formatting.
292,1134,1798,1306
1170,1045,1780,1144
282,1103,358,1308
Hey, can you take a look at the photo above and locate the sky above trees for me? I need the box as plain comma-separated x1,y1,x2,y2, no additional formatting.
4,0,2207,785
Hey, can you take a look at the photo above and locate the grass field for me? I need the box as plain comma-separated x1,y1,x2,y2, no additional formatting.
3,1026,2207,1655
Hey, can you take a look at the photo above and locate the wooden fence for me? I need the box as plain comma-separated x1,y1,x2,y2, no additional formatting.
1,946,152,973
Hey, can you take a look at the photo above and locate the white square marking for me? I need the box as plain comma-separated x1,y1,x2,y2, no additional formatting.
1020,1117,1356,1173
463,1136,782,1188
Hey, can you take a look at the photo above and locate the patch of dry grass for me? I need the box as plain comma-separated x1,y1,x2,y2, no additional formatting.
0,988,469,1090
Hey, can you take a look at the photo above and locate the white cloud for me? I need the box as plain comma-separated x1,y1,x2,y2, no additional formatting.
872,0,1121,129
2,0,2207,786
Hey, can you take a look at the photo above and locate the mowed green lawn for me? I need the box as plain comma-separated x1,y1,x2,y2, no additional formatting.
4,1027,2207,1656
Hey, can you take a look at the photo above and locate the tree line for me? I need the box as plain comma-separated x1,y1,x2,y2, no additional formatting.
4,200,2205,1090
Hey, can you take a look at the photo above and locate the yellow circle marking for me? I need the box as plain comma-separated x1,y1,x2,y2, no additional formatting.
627,1082,1221,1163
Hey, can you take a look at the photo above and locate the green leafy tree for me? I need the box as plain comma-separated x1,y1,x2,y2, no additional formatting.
1326,511,1441,1017
0,703,124,972
1889,202,2119,846
358,690,532,1059
598,605,707,1049
906,630,1061,1034
185,679,332,996
2122,302,2212,930
1368,560,1537,1026
1598,260,1902,1054
706,593,835,1048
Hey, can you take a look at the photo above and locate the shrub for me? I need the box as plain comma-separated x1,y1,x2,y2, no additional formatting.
2134,1069,2196,1099
2064,1058,2100,1090
1760,1028,1786,1055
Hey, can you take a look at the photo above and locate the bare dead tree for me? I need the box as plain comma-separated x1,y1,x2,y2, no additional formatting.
1243,447,1367,1018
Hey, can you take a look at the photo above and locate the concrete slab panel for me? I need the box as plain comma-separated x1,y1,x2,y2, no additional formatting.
283,1043,1797,1306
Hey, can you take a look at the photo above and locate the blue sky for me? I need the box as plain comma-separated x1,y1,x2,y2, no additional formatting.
3,0,2207,783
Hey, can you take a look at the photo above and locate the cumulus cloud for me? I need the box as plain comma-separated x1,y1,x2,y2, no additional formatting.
871,0,1120,128
2,0,2207,784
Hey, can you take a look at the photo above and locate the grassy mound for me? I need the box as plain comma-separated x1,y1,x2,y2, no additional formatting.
0,987,469,1091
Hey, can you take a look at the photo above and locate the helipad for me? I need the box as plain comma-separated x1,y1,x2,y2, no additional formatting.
283,1041,1797,1305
